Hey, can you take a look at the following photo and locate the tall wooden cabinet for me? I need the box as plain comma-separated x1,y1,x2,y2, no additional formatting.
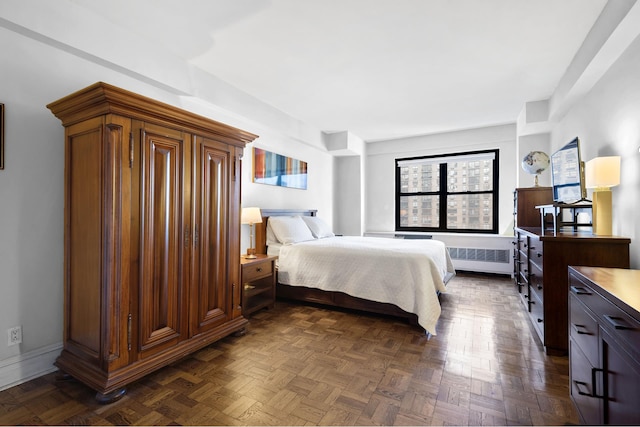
47,82,258,402
513,187,553,228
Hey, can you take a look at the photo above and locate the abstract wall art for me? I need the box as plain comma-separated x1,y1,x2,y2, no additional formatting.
252,147,307,190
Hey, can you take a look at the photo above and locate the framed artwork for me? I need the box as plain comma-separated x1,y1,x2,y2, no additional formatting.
0,103,4,170
253,147,307,189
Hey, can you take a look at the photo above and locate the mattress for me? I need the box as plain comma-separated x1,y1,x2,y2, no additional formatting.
275,236,455,335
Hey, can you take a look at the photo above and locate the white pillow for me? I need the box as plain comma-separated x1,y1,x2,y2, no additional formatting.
266,221,278,246
301,216,335,239
267,216,316,244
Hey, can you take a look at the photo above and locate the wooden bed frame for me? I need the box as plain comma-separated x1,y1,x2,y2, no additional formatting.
255,209,422,326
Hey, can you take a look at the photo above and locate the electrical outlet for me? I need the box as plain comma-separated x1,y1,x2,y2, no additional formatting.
8,326,22,346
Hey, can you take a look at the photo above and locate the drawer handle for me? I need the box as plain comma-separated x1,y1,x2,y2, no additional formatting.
537,318,543,323
604,315,633,330
537,285,542,290
572,324,592,335
537,252,542,258
256,267,263,272
573,380,592,397
592,368,604,399
570,286,592,295
574,369,604,399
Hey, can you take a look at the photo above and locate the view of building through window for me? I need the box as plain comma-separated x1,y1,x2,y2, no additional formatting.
396,150,498,233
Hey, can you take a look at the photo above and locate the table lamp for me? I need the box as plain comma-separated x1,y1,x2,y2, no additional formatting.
241,207,262,258
585,156,620,235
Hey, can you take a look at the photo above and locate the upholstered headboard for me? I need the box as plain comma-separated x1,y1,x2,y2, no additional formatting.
255,209,317,255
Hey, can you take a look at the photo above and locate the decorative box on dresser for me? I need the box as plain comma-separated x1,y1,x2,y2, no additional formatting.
568,266,640,425
241,255,277,316
47,82,258,402
514,227,630,355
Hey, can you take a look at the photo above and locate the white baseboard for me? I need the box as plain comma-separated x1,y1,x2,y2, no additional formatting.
0,342,62,391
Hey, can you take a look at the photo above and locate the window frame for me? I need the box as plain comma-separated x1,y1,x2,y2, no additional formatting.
395,149,499,234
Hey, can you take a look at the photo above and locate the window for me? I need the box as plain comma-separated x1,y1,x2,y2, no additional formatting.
395,149,499,233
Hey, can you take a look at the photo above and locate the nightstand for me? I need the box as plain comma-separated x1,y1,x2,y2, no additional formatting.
241,254,277,316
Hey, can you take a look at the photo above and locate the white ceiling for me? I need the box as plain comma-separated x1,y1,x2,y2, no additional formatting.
72,0,607,141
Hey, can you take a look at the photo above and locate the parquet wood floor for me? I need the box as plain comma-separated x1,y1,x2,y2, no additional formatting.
0,272,579,425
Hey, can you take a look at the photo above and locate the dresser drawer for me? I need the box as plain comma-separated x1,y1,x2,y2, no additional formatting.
529,290,544,338
570,272,640,361
519,268,530,287
569,293,599,367
569,275,601,316
529,243,543,271
528,235,543,256
529,262,544,300
599,303,640,361
570,339,602,424
518,247,529,263
519,251,531,286
243,260,274,282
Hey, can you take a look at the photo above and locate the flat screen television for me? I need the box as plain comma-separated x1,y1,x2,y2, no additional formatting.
551,137,587,203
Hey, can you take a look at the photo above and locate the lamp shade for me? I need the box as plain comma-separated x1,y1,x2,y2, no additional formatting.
585,156,620,188
241,207,262,224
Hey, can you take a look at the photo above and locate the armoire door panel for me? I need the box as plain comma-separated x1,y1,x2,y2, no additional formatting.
102,117,133,370
229,146,243,318
64,116,133,370
66,118,104,361
139,129,186,355
191,138,232,334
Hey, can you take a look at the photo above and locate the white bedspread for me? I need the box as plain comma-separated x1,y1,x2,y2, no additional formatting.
276,236,455,335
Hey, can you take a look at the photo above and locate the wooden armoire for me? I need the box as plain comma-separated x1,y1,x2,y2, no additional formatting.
47,82,258,402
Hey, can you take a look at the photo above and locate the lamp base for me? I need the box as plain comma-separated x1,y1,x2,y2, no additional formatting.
245,247,257,259
592,188,612,235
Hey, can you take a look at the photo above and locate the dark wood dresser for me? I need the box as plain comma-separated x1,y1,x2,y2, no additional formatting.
568,266,640,425
512,187,553,284
514,227,630,355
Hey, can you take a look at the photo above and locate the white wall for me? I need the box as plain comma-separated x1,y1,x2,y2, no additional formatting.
550,32,640,268
334,156,362,236
365,124,518,235
325,131,366,236
0,3,334,389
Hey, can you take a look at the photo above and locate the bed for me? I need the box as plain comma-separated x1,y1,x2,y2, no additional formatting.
254,209,456,335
